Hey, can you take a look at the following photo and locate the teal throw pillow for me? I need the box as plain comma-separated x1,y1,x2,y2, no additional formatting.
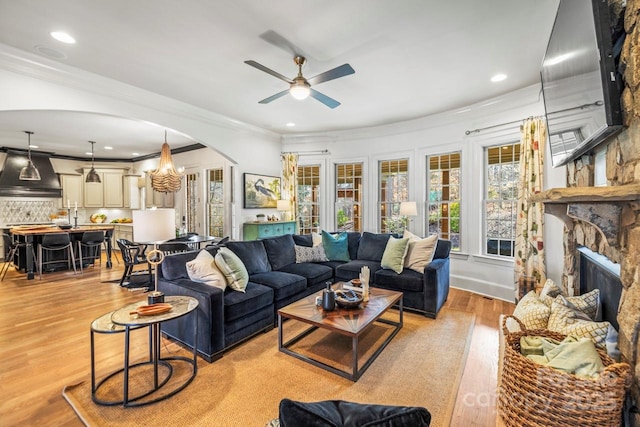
381,236,410,274
214,247,249,292
321,231,350,262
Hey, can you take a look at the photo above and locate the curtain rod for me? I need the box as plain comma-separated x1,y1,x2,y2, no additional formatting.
281,149,330,156
464,101,602,136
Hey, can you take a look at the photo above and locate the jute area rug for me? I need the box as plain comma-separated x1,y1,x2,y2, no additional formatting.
64,308,475,427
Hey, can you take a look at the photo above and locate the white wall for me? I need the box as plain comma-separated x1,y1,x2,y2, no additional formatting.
284,84,566,302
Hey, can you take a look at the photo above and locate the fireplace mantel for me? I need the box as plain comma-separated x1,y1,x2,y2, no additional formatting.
529,184,640,246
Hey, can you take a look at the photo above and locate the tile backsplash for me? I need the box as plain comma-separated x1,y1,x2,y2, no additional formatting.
0,199,57,225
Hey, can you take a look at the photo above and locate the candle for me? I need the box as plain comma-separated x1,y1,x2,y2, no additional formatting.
74,202,78,216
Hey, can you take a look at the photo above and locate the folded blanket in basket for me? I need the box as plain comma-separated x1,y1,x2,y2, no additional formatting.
520,335,604,379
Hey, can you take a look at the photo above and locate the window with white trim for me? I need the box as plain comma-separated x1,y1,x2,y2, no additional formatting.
485,142,520,257
297,165,321,234
427,152,460,250
335,163,363,232
379,158,408,233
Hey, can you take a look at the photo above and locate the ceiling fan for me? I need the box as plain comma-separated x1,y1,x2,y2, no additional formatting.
245,56,355,109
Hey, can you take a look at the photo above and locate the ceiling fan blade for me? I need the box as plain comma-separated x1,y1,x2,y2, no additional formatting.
307,64,355,86
245,60,293,84
258,89,290,104
309,89,341,109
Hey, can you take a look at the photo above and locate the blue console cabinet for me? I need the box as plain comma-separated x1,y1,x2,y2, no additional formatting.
242,221,297,240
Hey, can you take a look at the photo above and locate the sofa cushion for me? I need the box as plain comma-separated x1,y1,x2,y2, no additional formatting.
335,260,382,281
249,271,307,302
403,230,438,273
322,231,350,262
263,234,297,270
225,240,271,275
278,399,431,427
381,236,410,274
295,244,329,263
292,234,313,247
223,282,273,322
215,247,249,292
160,250,197,280
278,262,334,286
375,268,424,292
356,232,390,262
186,249,227,290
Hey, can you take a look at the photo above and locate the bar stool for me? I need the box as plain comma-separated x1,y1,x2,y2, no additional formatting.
78,231,105,273
1,233,37,281
38,233,77,278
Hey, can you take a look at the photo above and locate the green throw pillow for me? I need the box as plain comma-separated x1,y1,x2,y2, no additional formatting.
381,236,410,274
321,231,350,262
214,247,249,292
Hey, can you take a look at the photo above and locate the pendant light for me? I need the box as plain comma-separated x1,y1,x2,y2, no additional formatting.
19,131,41,181
85,141,101,183
148,130,184,193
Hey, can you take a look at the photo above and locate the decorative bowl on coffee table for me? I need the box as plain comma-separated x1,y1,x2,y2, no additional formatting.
335,290,364,308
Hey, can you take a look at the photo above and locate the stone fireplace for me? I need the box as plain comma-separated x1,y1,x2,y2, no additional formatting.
531,1,640,423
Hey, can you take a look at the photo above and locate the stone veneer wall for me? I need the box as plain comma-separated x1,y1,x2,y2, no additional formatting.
563,1,640,423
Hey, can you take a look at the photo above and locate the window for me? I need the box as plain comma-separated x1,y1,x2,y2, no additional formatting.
379,159,408,233
335,162,363,232
206,168,224,237
297,165,321,235
485,142,520,257
427,152,460,250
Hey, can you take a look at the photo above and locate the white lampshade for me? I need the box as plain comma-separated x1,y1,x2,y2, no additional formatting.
132,209,176,243
277,200,290,211
399,201,418,217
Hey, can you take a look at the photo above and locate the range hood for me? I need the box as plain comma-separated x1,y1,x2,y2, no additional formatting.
0,150,62,198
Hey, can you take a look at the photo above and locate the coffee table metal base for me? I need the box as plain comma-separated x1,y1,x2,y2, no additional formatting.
278,299,403,382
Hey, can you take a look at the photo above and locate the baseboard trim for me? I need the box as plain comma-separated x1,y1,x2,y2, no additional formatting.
451,274,515,303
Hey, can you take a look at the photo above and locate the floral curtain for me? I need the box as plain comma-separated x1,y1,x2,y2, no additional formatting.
514,117,546,301
281,153,298,221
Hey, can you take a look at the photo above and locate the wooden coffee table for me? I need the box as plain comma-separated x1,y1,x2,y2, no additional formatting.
278,285,403,381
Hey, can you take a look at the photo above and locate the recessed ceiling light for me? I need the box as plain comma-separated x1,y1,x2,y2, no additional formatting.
29,145,39,149
491,74,507,83
85,152,92,156
50,31,76,44
104,146,113,150
285,122,295,127
132,152,139,156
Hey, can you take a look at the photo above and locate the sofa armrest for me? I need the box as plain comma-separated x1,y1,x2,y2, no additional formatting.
423,257,450,318
158,278,225,361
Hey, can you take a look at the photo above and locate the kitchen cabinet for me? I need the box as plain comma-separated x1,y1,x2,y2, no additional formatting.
123,176,141,209
145,178,175,208
113,224,133,243
83,169,125,208
58,174,83,209
243,221,297,240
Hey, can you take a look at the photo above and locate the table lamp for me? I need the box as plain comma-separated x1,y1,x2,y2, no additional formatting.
132,208,176,291
399,201,418,232
277,199,290,221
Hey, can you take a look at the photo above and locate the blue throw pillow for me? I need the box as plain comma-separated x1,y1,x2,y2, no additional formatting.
321,231,350,262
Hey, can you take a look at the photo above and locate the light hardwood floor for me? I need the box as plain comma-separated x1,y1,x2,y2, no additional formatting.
0,257,514,426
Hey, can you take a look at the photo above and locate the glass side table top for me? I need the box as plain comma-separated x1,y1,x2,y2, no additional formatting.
111,296,199,327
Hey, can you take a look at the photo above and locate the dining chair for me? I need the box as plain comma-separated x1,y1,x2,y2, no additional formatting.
116,239,152,287
38,233,77,279
158,242,190,255
103,228,120,265
78,230,105,273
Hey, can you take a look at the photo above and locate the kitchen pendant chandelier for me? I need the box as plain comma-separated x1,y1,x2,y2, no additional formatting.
148,130,184,193
19,131,41,181
85,141,101,183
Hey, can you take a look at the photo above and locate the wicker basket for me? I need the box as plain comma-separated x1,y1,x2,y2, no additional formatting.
498,315,631,427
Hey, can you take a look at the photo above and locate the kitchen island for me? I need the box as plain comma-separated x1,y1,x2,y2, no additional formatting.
10,225,116,280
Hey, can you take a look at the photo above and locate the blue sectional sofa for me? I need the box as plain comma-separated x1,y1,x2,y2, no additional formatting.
157,232,450,362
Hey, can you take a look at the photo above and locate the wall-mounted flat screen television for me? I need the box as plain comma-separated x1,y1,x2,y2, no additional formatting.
541,0,624,167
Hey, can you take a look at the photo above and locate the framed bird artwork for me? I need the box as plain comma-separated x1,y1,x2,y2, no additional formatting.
243,173,281,209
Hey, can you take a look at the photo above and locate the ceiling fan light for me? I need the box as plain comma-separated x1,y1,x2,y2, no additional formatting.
290,82,310,100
